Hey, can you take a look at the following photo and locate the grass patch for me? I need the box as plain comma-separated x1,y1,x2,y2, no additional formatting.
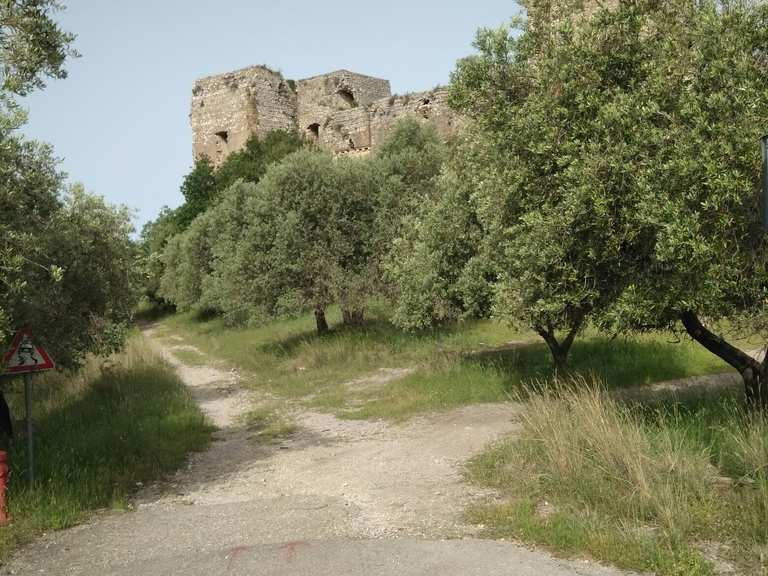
170,347,208,366
241,405,298,442
466,382,768,575
154,306,736,421
0,337,213,561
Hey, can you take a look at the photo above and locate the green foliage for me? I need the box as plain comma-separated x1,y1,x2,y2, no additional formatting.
214,129,307,192
172,130,307,233
6,184,139,366
0,0,75,341
0,127,137,367
141,131,307,308
591,1,768,333
0,0,77,98
373,117,445,248
446,14,643,364
195,180,261,322
387,129,495,329
0,134,63,339
427,0,768,371
329,156,381,318
160,141,391,333
226,149,378,332
158,211,214,313
136,206,180,305
174,156,216,230
0,1,135,366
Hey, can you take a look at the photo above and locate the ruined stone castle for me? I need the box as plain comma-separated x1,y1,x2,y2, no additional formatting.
189,1,612,164
190,66,457,164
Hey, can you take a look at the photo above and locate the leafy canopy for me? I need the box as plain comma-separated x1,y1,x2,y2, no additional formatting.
426,0,768,372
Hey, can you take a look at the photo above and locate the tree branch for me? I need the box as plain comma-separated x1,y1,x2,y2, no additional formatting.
681,310,757,374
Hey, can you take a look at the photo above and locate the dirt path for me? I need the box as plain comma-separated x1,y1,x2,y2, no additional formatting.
1,331,633,576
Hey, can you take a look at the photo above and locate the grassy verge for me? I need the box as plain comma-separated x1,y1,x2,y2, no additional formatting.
0,337,213,561
466,383,768,575
241,405,298,443
153,306,735,420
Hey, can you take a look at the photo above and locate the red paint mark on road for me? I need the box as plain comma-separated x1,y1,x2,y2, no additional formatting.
224,545,252,571
279,540,310,562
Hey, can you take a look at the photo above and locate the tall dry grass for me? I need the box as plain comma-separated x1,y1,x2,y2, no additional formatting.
468,378,768,575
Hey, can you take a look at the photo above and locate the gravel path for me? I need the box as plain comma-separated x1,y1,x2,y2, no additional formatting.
1,330,634,576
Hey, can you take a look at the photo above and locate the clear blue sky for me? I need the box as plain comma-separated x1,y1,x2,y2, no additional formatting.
21,1,521,232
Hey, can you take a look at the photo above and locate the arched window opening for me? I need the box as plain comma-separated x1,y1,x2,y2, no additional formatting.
337,88,356,107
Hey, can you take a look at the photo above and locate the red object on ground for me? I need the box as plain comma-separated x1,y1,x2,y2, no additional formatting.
0,451,10,525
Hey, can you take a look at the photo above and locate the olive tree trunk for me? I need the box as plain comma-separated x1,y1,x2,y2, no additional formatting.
314,308,329,336
681,310,768,408
535,315,584,374
342,308,365,327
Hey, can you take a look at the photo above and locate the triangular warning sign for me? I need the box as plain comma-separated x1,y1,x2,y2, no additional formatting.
2,329,55,374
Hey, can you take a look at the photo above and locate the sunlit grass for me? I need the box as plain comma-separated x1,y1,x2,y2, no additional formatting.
241,405,298,443
155,306,734,421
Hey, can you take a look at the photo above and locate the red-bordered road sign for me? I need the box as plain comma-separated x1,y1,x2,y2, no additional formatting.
2,329,54,374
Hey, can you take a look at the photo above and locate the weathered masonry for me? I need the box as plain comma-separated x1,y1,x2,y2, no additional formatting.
191,66,458,164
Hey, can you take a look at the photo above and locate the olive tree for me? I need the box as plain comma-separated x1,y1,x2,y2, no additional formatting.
448,0,768,387
0,2,141,436
439,8,642,368
137,206,179,307
158,212,214,313
592,0,768,405
0,0,77,341
211,150,381,335
1,1,136,364
189,180,259,324
387,128,495,330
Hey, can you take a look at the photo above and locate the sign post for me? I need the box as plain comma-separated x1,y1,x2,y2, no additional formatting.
23,374,33,484
2,329,54,484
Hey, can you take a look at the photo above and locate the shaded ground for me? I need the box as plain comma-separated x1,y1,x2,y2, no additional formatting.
1,329,635,576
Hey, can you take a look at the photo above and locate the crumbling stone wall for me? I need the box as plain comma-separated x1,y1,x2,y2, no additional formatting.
191,66,458,162
191,65,296,165
319,107,372,152
368,88,456,149
296,70,390,146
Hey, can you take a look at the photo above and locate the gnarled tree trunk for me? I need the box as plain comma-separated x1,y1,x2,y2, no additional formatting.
314,308,329,336
342,308,365,327
681,310,768,409
535,314,584,375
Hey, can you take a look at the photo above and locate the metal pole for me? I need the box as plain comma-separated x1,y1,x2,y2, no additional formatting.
23,373,33,485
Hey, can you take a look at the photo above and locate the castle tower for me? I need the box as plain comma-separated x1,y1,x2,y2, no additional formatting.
190,65,296,165
190,66,458,162
296,70,390,148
